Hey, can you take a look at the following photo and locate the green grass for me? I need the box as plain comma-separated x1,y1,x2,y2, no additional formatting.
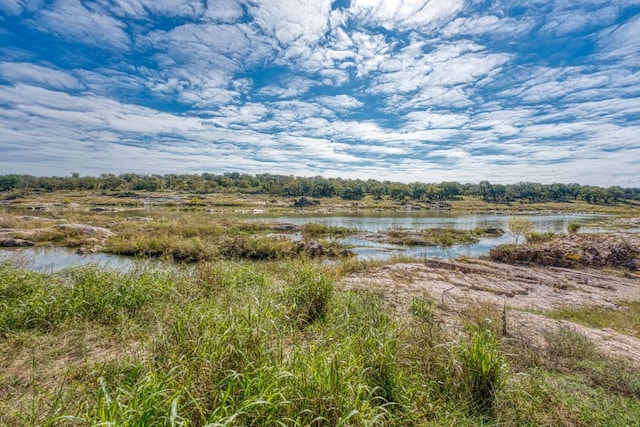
385,227,481,246
1,260,639,426
542,301,640,339
300,223,357,237
102,215,352,262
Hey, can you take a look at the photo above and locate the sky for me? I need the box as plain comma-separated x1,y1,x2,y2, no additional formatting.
1,0,639,186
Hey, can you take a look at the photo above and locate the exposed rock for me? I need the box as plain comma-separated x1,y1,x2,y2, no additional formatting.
18,215,53,221
340,257,640,365
126,216,154,222
402,204,422,211
428,201,452,210
89,207,117,212
295,240,352,258
55,223,113,236
0,238,35,247
306,240,324,256
293,197,320,208
273,223,301,232
490,233,640,270
482,227,504,235
76,245,103,255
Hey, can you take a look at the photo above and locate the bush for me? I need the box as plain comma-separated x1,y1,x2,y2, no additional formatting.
567,221,581,234
507,216,533,245
525,230,556,244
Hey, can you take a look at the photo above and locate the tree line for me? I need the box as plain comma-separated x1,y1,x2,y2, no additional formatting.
0,173,638,205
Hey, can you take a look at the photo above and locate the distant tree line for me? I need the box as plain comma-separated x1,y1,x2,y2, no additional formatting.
0,173,638,205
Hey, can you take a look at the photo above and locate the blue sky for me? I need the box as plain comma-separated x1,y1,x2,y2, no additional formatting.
1,0,639,186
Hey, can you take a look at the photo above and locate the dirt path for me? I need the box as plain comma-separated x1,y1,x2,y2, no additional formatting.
339,258,640,364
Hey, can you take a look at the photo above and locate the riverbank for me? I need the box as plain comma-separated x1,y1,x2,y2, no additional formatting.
3,189,639,216
1,233,639,425
1,192,640,424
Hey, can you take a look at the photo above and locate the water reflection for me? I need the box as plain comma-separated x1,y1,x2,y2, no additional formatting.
0,246,146,272
0,212,607,270
248,212,603,233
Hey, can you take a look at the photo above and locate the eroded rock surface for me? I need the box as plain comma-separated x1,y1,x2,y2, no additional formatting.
55,223,113,236
490,233,640,270
340,256,640,365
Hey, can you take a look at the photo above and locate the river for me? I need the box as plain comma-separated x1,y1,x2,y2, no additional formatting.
0,211,606,271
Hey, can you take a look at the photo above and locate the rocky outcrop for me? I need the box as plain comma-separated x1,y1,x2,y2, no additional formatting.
55,223,113,236
340,257,640,365
76,245,103,255
489,233,640,270
293,197,320,208
0,238,35,247
296,240,352,258
273,223,301,232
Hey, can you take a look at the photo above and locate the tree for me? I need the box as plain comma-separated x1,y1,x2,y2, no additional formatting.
507,216,533,245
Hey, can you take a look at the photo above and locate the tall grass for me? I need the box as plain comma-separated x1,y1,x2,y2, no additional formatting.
2,260,640,425
458,323,506,412
0,263,163,333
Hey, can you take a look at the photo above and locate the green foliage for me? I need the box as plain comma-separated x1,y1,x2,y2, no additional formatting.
385,227,480,246
2,173,638,204
283,262,334,326
2,261,640,425
219,235,298,260
544,327,596,364
300,222,355,237
459,323,506,412
524,230,556,243
507,216,533,244
567,220,581,234
544,301,640,339
0,264,162,333
409,296,437,325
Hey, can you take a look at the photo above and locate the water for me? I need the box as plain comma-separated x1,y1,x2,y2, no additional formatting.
339,234,514,260
246,212,602,233
248,212,604,259
0,212,606,270
0,246,147,272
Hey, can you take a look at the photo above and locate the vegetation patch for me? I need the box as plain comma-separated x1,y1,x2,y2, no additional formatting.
543,301,640,339
300,222,357,237
360,226,503,247
1,260,640,425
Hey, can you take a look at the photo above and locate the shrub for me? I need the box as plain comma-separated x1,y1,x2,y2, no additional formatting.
567,221,581,234
507,216,533,245
525,230,556,244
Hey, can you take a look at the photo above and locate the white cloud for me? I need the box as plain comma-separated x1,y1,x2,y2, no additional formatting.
33,0,130,50
0,62,83,91
257,76,317,99
1,0,640,186
315,94,363,112
351,0,465,31
0,0,42,15
0,0,21,14
248,0,333,47
596,14,640,65
443,14,534,38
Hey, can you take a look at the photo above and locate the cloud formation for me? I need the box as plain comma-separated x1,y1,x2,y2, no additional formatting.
0,0,639,186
